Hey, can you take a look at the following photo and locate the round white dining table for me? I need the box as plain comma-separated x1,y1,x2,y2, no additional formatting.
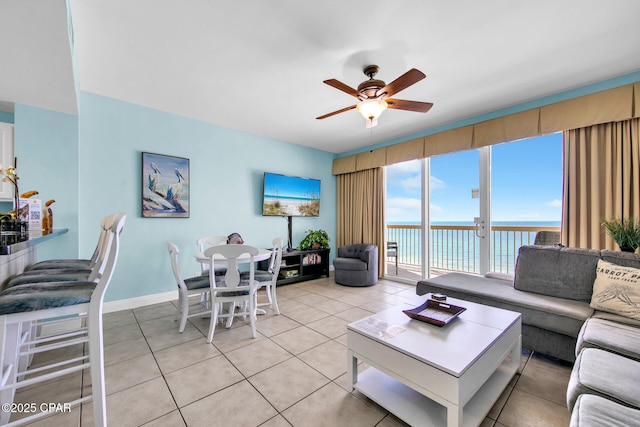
194,248,272,265
195,248,273,317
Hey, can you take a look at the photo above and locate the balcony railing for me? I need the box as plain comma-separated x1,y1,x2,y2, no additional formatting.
387,224,561,276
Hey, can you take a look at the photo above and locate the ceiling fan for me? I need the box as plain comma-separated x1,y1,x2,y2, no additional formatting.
317,65,433,128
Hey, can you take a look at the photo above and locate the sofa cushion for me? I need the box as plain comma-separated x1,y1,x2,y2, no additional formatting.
570,394,640,427
417,273,593,337
591,310,640,327
513,245,600,301
590,259,640,320
601,249,640,269
567,348,640,411
576,317,640,360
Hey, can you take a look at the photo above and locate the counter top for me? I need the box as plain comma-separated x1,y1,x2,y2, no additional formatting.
0,229,69,255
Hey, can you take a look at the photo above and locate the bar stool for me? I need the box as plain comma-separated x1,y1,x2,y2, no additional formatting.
0,213,125,427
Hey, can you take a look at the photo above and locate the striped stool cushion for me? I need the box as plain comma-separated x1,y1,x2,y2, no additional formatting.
0,281,97,315
24,260,92,272
183,276,210,290
240,270,273,282
6,271,91,288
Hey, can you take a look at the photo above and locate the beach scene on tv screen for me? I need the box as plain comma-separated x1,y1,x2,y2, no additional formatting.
263,174,320,216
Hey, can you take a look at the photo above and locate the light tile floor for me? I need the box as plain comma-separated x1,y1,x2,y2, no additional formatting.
12,276,573,426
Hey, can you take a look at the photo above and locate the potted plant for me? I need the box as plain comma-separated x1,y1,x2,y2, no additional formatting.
601,217,640,252
299,229,330,250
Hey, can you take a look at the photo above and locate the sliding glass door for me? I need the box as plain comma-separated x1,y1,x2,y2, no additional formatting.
385,159,424,280
490,134,562,274
429,149,483,276
384,133,562,281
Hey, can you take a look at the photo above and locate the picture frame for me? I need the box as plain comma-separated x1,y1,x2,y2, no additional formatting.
141,152,190,218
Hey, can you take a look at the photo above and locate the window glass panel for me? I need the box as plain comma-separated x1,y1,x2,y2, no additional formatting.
386,159,422,280
490,133,562,273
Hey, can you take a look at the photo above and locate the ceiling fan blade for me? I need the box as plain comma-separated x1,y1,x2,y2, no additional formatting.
323,79,359,98
316,105,357,120
376,68,426,98
386,99,433,113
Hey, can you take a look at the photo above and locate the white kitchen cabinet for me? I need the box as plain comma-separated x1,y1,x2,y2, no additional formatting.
0,123,15,201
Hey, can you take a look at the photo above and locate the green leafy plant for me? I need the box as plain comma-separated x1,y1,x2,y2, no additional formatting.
299,229,330,250
601,217,640,252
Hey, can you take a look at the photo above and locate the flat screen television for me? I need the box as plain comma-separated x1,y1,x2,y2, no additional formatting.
262,172,321,217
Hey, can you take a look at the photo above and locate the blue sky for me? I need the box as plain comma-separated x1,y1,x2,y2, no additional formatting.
263,173,321,199
386,133,563,223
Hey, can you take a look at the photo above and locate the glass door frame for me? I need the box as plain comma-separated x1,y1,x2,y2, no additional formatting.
422,147,492,279
422,158,430,278
479,146,492,275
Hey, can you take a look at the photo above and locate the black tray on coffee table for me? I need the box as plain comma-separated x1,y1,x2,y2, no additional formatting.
403,299,466,327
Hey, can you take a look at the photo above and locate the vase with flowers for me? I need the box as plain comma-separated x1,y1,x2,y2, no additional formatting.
0,159,27,240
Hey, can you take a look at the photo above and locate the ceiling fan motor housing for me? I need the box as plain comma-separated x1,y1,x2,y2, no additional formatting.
358,65,385,98
357,79,385,98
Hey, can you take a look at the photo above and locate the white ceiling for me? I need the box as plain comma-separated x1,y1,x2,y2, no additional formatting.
2,0,640,154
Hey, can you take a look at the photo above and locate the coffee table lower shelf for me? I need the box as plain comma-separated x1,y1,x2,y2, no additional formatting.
355,363,515,427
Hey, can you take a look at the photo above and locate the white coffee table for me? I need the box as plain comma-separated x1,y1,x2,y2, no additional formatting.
347,294,521,427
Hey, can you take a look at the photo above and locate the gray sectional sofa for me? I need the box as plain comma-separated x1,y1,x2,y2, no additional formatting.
416,244,640,426
417,245,604,362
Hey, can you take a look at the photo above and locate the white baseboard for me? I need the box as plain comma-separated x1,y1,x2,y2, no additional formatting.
103,290,176,313
102,270,337,314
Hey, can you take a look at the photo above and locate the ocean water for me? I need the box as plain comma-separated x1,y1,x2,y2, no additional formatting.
387,221,561,274
390,221,561,227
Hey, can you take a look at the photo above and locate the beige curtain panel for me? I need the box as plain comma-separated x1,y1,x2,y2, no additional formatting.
562,118,640,249
336,168,385,277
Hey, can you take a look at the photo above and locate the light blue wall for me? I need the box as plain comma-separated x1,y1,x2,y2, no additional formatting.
0,112,14,124
77,92,336,302
13,104,79,261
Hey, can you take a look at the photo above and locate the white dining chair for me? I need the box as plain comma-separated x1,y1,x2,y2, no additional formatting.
204,244,260,342
241,237,283,315
167,242,211,333
196,235,227,274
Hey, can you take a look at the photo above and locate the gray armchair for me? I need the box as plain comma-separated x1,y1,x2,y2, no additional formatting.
333,244,378,287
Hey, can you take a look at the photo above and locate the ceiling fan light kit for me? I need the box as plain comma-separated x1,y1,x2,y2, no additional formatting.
356,99,387,120
317,65,433,128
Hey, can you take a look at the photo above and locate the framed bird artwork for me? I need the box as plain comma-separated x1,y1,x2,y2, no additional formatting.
142,152,190,218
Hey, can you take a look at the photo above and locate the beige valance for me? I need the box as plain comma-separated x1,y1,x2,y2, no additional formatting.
333,81,639,175
424,126,474,157
385,137,424,165
540,85,633,134
332,155,356,174
473,109,540,148
355,148,387,171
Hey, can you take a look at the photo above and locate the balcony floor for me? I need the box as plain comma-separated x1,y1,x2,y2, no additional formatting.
384,260,459,282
